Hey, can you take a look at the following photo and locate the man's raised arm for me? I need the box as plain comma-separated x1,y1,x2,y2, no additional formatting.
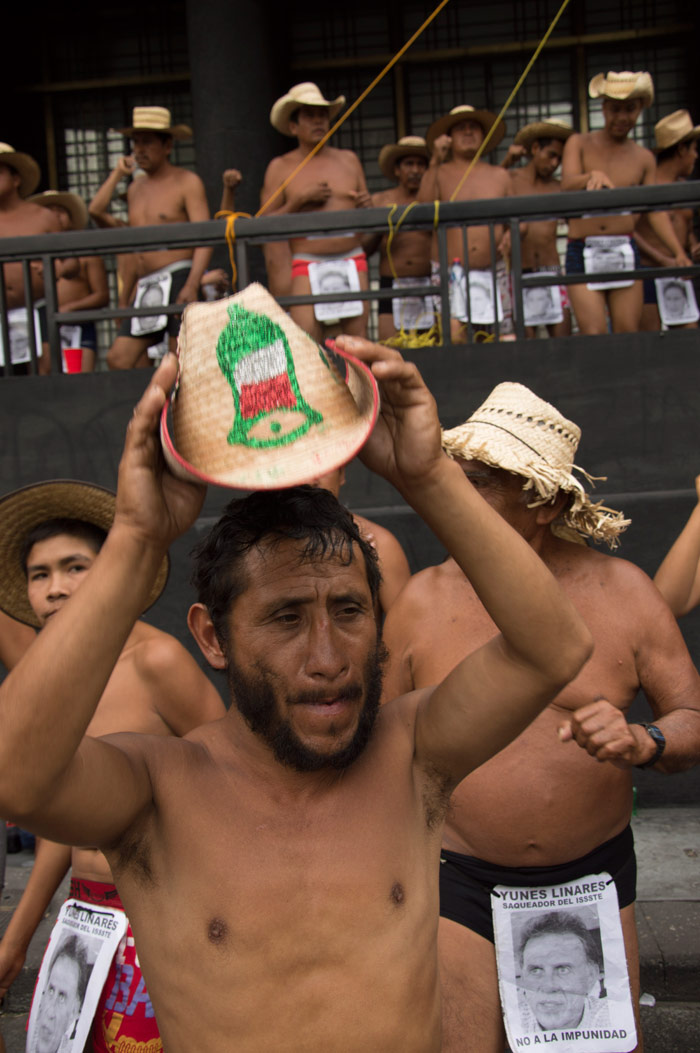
334,336,593,785
0,357,206,846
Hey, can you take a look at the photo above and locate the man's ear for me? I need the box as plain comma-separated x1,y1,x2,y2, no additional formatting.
187,603,227,670
534,489,570,526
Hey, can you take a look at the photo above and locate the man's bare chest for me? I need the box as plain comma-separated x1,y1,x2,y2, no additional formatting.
130,184,187,226
583,143,646,188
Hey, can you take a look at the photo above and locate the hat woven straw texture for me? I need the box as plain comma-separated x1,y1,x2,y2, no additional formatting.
514,119,573,150
378,137,430,180
426,105,505,154
0,481,169,628
270,83,346,137
0,143,40,198
441,382,630,548
160,283,379,490
116,106,192,140
588,71,654,107
654,109,700,151
28,190,88,230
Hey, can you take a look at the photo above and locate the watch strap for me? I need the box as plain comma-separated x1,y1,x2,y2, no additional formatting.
635,722,665,769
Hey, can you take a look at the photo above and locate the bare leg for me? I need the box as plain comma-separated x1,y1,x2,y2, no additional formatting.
339,270,369,339
80,346,96,372
289,273,324,342
550,308,572,338
107,335,154,370
568,285,609,335
439,917,506,1053
608,282,643,333
640,304,661,331
377,314,398,342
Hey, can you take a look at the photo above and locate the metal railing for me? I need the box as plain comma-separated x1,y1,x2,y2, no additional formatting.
1,181,699,375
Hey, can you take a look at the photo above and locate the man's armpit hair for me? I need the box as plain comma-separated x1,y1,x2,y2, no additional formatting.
110,826,155,887
421,761,453,830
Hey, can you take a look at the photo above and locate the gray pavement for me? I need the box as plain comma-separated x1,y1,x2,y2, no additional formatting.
0,806,698,1052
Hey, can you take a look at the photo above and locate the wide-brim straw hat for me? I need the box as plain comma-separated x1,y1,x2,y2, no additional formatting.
426,105,505,154
378,136,430,180
116,106,192,140
270,83,346,137
441,382,630,548
27,189,88,231
0,481,170,628
0,142,40,198
160,283,379,490
514,118,573,150
654,109,700,152
589,71,654,108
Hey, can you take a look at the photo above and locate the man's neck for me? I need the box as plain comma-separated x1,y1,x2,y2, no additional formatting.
0,190,24,214
655,158,682,184
146,160,174,181
296,140,328,159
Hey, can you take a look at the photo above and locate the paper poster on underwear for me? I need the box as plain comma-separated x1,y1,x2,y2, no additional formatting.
584,237,635,291
450,271,504,325
130,269,172,336
26,898,127,1053
391,276,435,330
522,280,564,327
491,873,636,1053
0,306,43,366
308,257,363,323
655,277,700,328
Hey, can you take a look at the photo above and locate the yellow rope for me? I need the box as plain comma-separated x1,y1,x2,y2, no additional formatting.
256,0,452,218
215,210,252,289
448,0,573,202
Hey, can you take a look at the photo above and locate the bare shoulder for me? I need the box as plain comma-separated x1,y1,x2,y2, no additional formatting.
489,164,512,194
126,621,190,676
384,561,459,624
265,150,297,176
372,189,396,207
175,166,206,188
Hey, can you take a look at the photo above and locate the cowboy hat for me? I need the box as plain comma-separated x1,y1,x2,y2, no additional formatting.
426,105,505,154
270,83,346,137
0,481,170,628
115,106,192,140
0,143,40,198
378,136,430,181
654,109,700,152
27,189,88,230
160,283,378,490
589,71,654,108
514,118,573,151
441,382,630,548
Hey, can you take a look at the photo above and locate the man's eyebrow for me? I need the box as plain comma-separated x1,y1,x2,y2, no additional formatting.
26,552,94,573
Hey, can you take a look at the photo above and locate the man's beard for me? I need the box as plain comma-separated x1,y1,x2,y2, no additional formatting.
226,640,387,773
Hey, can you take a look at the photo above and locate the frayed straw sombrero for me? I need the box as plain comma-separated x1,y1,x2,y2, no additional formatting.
0,481,169,628
0,143,40,198
589,71,654,108
378,136,430,180
116,106,192,140
27,190,88,231
514,118,573,151
160,284,379,490
426,105,505,154
270,83,346,137
441,382,630,548
654,110,700,152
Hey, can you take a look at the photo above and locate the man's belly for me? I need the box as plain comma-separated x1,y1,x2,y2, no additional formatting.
135,248,193,279
443,711,634,866
444,225,497,270
568,215,637,239
290,233,363,256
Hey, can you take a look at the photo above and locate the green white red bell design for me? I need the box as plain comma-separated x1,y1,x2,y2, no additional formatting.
216,303,322,448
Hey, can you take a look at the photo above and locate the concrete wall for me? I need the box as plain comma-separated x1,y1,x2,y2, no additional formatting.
1,329,699,800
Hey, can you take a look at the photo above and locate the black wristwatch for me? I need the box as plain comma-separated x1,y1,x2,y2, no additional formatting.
635,723,666,769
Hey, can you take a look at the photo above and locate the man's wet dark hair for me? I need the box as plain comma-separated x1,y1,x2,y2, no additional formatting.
21,518,108,573
532,136,559,151
656,141,690,165
192,486,382,645
518,910,602,971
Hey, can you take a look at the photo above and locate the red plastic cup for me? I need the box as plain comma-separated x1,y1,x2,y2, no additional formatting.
62,347,83,374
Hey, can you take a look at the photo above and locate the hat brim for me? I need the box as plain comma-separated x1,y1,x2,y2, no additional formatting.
426,110,505,154
513,122,573,150
161,339,379,491
27,192,88,231
589,74,654,107
655,126,700,152
0,481,169,628
270,96,346,137
116,124,193,140
378,143,430,181
1,152,41,198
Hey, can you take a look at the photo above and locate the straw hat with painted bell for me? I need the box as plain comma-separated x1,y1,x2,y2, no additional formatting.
588,71,654,108
116,106,192,140
160,283,379,490
0,480,170,628
378,136,430,181
441,382,630,548
27,189,88,231
514,117,573,151
0,142,40,198
270,83,346,137
654,109,700,152
426,105,505,154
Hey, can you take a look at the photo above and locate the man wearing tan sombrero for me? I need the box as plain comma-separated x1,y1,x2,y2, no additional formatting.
383,382,700,1052
360,136,432,342
0,143,62,376
562,72,690,336
28,190,109,371
418,104,512,342
260,82,371,341
634,109,700,331
0,479,225,1051
0,326,596,1050
502,118,573,338
88,106,211,369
